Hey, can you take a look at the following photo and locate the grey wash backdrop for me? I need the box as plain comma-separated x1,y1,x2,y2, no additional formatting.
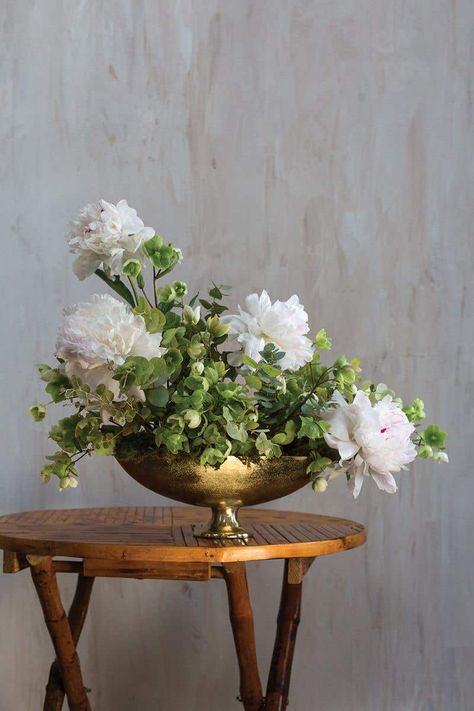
1,1,472,710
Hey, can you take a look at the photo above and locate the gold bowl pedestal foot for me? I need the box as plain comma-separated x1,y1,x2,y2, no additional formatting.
196,504,249,540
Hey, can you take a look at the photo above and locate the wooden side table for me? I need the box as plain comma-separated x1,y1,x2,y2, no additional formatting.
0,506,366,711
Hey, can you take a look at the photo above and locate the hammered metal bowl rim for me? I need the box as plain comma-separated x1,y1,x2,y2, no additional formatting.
115,453,308,467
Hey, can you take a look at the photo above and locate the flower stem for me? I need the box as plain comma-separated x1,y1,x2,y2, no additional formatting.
272,367,333,434
140,288,153,308
71,450,90,464
153,268,159,307
127,277,139,307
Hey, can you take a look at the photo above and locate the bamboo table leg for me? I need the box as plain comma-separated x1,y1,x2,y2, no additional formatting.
44,573,95,711
29,557,91,711
222,563,264,711
264,559,314,711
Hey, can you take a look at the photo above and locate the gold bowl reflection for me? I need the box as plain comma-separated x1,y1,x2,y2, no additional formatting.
116,454,309,539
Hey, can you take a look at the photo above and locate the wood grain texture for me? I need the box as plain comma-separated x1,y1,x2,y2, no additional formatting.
265,560,304,711
29,558,91,711
43,573,94,711
0,507,366,563
222,562,264,711
0,1,472,709
3,549,28,574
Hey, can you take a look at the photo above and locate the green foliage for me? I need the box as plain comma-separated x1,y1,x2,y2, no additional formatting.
298,416,327,441
41,451,79,487
314,328,332,351
245,373,262,390
225,421,248,443
114,356,160,390
307,455,333,475
33,249,448,490
272,421,296,445
255,432,281,458
50,414,83,452
95,269,135,307
403,398,426,422
146,386,169,408
133,297,166,333
37,365,71,402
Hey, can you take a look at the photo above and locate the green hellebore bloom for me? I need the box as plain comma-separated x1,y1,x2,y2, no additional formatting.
157,285,176,304
187,342,206,360
183,305,201,325
206,315,230,338
122,259,142,278
40,464,54,483
421,424,448,449
403,398,426,422
173,280,188,298
29,404,46,422
314,328,332,351
143,235,179,271
417,443,433,459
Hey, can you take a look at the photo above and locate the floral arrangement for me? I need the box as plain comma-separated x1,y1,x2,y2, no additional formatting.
30,199,448,496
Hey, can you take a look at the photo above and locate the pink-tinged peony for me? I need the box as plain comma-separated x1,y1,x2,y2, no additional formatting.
56,294,163,400
68,199,155,279
223,290,313,372
323,390,417,498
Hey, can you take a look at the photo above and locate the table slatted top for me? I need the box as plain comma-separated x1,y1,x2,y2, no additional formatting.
0,507,366,563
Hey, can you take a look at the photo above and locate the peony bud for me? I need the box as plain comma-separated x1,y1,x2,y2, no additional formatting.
191,361,205,375
183,305,201,325
313,477,328,493
59,475,79,491
207,315,230,338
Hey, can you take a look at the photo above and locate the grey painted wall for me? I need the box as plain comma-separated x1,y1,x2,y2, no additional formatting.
1,1,472,709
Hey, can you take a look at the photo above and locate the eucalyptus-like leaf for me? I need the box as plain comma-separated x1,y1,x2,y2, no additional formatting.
95,269,135,307
146,386,169,409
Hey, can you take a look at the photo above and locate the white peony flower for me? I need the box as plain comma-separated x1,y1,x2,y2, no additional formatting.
68,199,155,280
56,294,164,400
323,390,417,498
223,290,313,372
